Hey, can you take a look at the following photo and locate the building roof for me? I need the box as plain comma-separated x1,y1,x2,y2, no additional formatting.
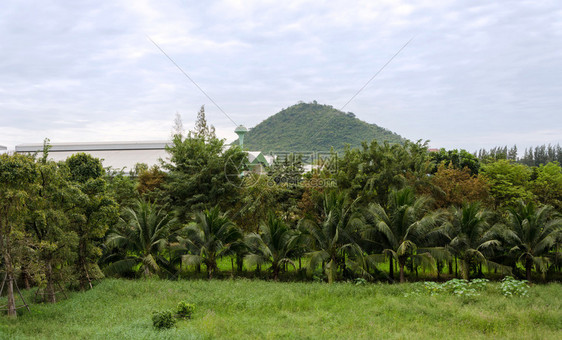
15,141,170,171
247,151,270,167
13,140,273,171
15,141,169,153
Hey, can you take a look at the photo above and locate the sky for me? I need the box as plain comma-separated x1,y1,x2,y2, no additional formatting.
1,0,561,154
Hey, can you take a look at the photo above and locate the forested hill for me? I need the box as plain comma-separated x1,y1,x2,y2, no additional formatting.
239,102,406,153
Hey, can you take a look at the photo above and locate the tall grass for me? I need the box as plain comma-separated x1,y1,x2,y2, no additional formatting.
1,279,560,339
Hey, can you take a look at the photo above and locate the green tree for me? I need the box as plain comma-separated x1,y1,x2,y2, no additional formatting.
480,160,534,208
338,140,432,205
440,202,505,280
65,153,118,289
503,201,562,282
364,187,442,283
105,200,176,277
531,162,562,210
163,111,247,222
0,154,38,317
180,207,242,279
299,191,365,284
27,148,78,303
430,148,480,175
233,174,303,232
105,169,139,211
245,213,298,281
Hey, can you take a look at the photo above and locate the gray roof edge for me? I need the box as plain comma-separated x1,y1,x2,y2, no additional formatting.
0,145,7,150
15,141,171,152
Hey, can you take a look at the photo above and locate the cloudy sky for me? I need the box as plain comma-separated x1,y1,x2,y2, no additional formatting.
1,0,561,153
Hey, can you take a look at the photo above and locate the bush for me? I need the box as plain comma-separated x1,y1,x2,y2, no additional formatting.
500,276,529,297
176,301,196,319
152,310,176,329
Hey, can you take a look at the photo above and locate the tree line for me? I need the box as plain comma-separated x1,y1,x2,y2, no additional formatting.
1,110,561,318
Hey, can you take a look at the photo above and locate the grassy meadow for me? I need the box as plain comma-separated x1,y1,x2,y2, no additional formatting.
1,279,560,339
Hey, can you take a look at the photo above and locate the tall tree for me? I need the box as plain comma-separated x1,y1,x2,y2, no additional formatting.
364,187,442,283
440,202,505,280
27,147,78,303
0,154,38,317
65,153,118,289
105,200,176,277
299,191,365,283
503,201,562,282
245,213,298,281
163,110,247,222
531,162,562,211
180,207,242,279
480,160,534,208
193,105,216,140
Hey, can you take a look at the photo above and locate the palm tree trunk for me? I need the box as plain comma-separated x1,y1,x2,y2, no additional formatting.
455,256,459,278
448,261,453,276
399,257,406,283
389,256,394,280
273,264,279,281
207,259,215,279
327,259,335,284
460,258,470,280
526,256,533,282
237,255,243,272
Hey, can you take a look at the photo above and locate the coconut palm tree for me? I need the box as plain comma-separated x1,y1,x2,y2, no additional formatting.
105,200,176,277
180,207,242,279
244,213,298,281
503,200,562,282
440,202,506,280
299,191,365,284
364,187,442,283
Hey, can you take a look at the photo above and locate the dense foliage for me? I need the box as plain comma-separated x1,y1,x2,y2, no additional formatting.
1,108,562,323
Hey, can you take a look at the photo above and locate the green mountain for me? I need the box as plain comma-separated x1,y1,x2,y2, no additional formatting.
240,102,406,153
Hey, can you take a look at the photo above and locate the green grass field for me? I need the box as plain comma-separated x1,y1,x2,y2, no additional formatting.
1,279,560,339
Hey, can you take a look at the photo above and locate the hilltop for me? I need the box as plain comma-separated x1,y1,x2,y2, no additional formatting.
239,102,405,153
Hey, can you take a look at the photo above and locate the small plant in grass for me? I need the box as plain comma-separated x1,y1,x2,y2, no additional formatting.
354,278,367,286
176,301,196,319
152,310,176,329
417,279,489,297
500,276,529,297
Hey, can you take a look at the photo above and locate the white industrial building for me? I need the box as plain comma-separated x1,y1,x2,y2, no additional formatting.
15,141,170,171
13,126,274,173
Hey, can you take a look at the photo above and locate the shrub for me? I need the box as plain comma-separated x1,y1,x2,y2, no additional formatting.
176,301,196,319
500,276,529,297
152,310,176,329
354,278,367,286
